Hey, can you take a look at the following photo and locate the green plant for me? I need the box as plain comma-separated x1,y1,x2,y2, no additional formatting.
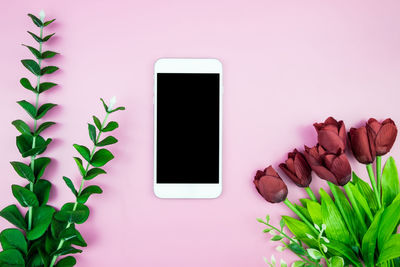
0,11,125,267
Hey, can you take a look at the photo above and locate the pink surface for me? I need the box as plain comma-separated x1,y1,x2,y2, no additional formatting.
1,1,400,266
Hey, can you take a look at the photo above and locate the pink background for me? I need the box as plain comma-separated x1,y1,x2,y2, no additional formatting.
1,1,400,266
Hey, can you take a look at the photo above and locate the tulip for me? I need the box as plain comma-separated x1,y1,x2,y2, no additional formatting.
348,126,375,164
314,117,346,154
254,166,288,203
366,118,397,156
279,149,317,201
303,145,351,186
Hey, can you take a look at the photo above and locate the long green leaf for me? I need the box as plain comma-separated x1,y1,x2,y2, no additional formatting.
35,121,56,136
10,161,35,182
28,14,43,27
77,185,103,204
353,172,379,214
26,206,55,240
73,144,91,162
377,234,400,264
306,200,322,226
0,249,25,266
11,120,31,135
21,59,41,76
63,177,77,196
17,100,36,119
96,136,118,147
0,205,27,230
36,103,57,119
37,82,57,93
11,185,39,207
41,66,59,75
377,194,400,250
361,208,384,267
381,156,400,207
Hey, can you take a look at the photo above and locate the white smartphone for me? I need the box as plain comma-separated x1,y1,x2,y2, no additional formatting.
153,58,223,198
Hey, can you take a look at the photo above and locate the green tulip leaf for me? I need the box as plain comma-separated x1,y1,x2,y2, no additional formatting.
26,206,55,240
11,185,39,207
377,234,400,264
84,168,106,180
0,229,27,256
27,14,43,27
11,120,31,135
10,161,35,182
54,203,90,224
361,208,384,267
306,200,322,226
36,103,57,119
19,78,35,92
294,204,312,222
381,156,400,207
90,149,114,167
325,240,360,267
102,121,118,132
37,82,57,93
77,185,103,204
73,144,91,162
347,182,373,222
88,123,96,144
377,194,400,251
21,59,41,76
352,172,378,213
63,177,77,196
0,249,25,267
96,136,118,147
17,100,36,119
282,216,317,247
0,205,27,230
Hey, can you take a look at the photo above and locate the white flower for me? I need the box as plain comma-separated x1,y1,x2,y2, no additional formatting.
39,10,46,22
108,96,117,111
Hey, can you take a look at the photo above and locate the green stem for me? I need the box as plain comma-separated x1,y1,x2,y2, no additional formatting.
281,240,315,265
317,232,329,266
49,113,110,267
283,198,319,235
376,156,382,197
305,187,317,202
28,26,44,231
343,184,367,232
328,182,360,248
367,164,382,208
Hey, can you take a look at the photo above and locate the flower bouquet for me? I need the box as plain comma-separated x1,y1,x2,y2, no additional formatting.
254,117,400,267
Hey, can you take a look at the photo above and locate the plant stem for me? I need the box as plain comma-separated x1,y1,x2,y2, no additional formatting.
366,164,382,208
283,199,319,235
343,184,367,232
376,156,382,197
281,240,315,266
328,182,360,248
305,187,317,202
28,26,44,231
49,113,109,267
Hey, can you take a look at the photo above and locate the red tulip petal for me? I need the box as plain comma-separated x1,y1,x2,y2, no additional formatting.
375,123,398,156
318,130,345,154
310,165,338,185
265,166,280,179
279,163,303,187
323,154,336,169
338,121,347,148
286,158,296,173
367,118,381,134
255,170,265,181
293,153,311,187
349,127,374,164
258,176,288,203
330,153,351,186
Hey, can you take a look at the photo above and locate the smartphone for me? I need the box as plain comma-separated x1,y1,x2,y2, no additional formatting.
153,58,223,198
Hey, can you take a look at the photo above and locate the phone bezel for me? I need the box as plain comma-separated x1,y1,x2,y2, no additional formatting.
153,58,223,198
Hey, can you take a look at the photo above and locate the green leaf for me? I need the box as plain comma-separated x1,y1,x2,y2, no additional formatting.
325,240,361,267
307,248,322,260
54,203,90,224
42,33,55,42
102,121,118,132
90,149,114,167
100,98,109,112
16,134,52,158
320,188,351,245
271,235,283,241
381,156,400,207
0,229,27,256
21,59,41,76
52,246,82,257
59,225,87,247
377,194,400,251
37,82,57,93
44,19,56,27
77,185,102,204
28,14,43,27
35,121,56,135
11,120,31,135
109,106,126,113
41,66,59,75
361,208,384,267
55,256,76,267
36,103,57,119
17,100,36,119
353,172,379,213
88,123,97,144
41,50,58,59
11,185,39,207
93,116,102,130
73,157,85,176
306,200,322,226
287,242,306,256
377,234,400,264
0,249,25,267
19,78,35,92
73,144,91,162
294,204,312,222
96,136,118,147
330,256,344,267
282,216,317,247
22,45,41,59
63,177,77,196
347,182,373,222
26,206,55,240
0,205,27,230
27,31,43,43
291,261,305,267
32,157,51,181
29,179,52,206
50,218,68,239
84,168,106,180
10,161,35,182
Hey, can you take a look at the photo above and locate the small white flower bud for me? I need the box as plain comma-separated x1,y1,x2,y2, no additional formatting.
39,10,46,22
108,96,117,111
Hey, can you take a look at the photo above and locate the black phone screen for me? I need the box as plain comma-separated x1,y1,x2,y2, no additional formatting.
156,73,220,184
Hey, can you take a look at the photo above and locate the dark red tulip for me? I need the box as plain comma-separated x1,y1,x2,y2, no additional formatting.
279,149,312,187
254,166,288,203
348,126,375,164
304,144,351,186
314,117,347,154
367,118,397,156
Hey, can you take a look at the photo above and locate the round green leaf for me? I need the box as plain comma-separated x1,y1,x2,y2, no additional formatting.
84,168,106,180
55,203,89,224
73,144,91,162
10,161,35,182
11,185,39,207
11,120,31,135
77,185,103,204
102,121,118,132
96,136,118,147
26,206,56,240
19,78,35,92
0,205,27,230
90,149,114,167
0,249,25,267
55,256,76,267
27,179,52,206
21,59,41,76
0,229,27,256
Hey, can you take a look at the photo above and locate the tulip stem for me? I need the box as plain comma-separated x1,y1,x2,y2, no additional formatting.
366,164,382,208
376,156,382,196
343,183,368,232
305,187,317,202
283,198,318,235
328,182,361,248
